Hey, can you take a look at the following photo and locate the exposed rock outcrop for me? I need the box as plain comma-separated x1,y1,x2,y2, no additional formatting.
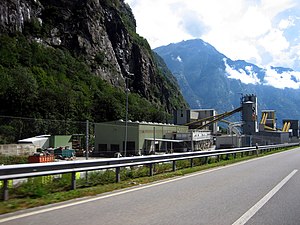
0,0,187,112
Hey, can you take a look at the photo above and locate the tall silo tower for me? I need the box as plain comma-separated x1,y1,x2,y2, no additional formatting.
241,94,258,135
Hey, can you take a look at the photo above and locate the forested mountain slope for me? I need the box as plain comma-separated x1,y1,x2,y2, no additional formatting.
0,0,187,143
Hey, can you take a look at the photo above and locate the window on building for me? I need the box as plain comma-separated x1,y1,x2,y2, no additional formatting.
98,144,107,151
111,144,119,151
123,141,135,150
127,141,135,150
123,141,135,151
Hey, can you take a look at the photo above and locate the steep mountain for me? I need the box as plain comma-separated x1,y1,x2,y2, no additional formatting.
155,39,300,126
0,0,187,143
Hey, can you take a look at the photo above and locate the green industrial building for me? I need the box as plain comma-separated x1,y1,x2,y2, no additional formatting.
94,120,189,157
18,135,73,149
49,135,72,148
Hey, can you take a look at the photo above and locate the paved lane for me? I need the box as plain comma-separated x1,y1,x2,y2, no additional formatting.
246,167,300,225
1,148,300,225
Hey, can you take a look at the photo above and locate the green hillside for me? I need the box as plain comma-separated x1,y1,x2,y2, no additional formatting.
0,34,170,143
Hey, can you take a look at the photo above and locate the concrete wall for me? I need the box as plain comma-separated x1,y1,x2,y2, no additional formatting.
252,131,290,145
0,144,37,156
216,135,240,149
216,135,250,149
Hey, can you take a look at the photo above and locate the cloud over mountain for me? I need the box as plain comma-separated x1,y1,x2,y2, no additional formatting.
224,59,300,89
126,0,300,71
224,59,261,85
263,67,300,89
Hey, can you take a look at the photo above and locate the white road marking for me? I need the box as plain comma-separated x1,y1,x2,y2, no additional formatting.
232,169,298,225
0,149,296,223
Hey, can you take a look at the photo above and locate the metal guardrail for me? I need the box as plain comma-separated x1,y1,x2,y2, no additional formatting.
0,143,299,201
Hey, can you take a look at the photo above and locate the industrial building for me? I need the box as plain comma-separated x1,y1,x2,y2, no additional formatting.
18,135,72,149
218,95,298,148
260,110,276,131
94,120,212,157
174,109,218,134
282,119,299,138
174,94,299,149
94,95,299,156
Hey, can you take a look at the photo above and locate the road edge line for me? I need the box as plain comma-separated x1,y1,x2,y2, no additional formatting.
232,169,298,225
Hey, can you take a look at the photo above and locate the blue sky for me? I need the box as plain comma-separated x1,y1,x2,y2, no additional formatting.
125,0,300,73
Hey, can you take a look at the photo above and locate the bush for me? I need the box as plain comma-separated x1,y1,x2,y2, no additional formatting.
82,170,116,186
0,155,28,165
14,177,50,198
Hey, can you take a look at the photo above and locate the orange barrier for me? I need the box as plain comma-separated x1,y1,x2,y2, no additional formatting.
28,155,55,163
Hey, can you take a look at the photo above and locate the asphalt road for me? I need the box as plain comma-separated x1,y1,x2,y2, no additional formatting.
1,148,300,225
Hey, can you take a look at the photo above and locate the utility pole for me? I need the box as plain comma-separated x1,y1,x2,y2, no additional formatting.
86,120,89,160
124,78,129,157
124,72,134,157
153,127,156,154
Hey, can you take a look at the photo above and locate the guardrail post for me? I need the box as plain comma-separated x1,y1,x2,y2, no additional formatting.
149,163,154,176
190,158,193,167
71,172,76,190
172,161,176,172
226,154,229,160
116,167,121,183
2,179,9,201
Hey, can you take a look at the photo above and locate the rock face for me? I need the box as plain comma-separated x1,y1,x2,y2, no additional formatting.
0,0,42,33
0,0,187,112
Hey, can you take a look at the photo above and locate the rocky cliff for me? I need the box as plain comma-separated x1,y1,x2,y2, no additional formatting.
0,0,187,112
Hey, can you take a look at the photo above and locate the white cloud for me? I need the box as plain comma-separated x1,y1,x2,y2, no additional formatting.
258,29,290,54
224,59,261,85
125,0,300,73
269,43,300,70
125,0,193,48
279,17,295,30
224,59,300,89
263,67,300,89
